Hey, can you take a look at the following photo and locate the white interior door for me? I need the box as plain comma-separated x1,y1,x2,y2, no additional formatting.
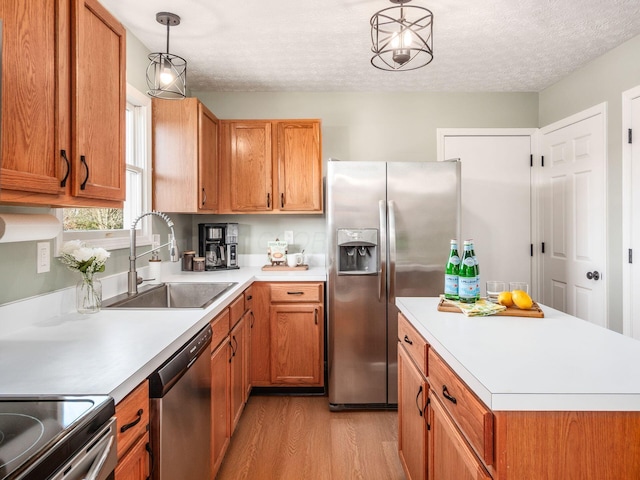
438,130,533,297
540,104,607,327
623,86,640,339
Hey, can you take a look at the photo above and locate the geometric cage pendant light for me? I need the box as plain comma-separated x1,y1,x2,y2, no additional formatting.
370,0,434,71
146,12,187,99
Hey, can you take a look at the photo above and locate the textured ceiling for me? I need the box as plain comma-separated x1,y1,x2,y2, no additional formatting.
100,0,640,93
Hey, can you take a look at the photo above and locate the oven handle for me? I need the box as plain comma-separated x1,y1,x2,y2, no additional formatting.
83,435,114,480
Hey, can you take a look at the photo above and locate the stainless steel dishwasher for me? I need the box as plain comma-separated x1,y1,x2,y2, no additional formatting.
149,325,212,480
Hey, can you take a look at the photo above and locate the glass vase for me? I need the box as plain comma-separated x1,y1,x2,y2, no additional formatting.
76,275,102,314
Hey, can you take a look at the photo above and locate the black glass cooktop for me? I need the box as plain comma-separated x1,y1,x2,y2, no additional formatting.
0,396,114,480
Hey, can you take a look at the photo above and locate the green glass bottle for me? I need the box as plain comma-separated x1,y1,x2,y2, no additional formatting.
444,240,460,300
468,239,480,301
459,240,477,303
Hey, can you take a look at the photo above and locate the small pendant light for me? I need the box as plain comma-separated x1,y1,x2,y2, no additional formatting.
370,0,434,71
146,12,187,99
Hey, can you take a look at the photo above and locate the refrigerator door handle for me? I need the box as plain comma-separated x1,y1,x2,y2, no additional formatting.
388,200,397,302
379,199,387,302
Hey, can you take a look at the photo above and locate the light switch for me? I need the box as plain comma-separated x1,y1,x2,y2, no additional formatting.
284,230,294,245
37,242,50,273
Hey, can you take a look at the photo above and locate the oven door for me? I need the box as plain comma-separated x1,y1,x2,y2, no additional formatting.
49,417,117,480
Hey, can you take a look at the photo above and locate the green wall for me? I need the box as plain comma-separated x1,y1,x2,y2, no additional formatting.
539,33,640,333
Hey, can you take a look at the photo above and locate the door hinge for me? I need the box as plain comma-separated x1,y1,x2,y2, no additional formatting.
530,244,533,257
541,242,545,254
530,154,533,167
629,129,633,144
629,248,633,264
541,155,545,167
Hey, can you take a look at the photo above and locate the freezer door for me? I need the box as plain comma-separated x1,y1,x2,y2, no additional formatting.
327,161,389,406
386,161,461,403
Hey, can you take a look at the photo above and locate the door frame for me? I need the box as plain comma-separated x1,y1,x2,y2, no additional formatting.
437,128,539,296
622,86,640,336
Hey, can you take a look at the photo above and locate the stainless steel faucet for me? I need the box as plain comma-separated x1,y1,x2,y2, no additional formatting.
128,211,179,294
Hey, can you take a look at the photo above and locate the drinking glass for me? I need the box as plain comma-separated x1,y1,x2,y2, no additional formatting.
486,281,506,302
509,282,529,294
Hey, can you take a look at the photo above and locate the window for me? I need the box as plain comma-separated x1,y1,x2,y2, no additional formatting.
57,84,152,250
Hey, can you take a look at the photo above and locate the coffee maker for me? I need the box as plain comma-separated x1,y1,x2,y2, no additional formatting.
198,223,239,270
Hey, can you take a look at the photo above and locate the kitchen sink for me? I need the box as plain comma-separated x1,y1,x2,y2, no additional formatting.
103,282,237,309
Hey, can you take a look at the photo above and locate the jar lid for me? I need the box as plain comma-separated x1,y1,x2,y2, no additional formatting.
193,257,205,261
184,250,196,255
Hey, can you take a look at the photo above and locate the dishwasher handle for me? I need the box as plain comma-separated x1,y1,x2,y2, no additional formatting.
149,325,212,398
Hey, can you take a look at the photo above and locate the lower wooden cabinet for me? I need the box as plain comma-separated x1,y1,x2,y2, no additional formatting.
230,314,247,432
114,433,150,480
250,282,325,387
115,381,150,480
398,344,428,480
429,393,492,480
211,336,230,475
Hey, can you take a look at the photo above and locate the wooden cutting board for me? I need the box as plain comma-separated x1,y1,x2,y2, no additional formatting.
261,264,309,271
437,298,544,318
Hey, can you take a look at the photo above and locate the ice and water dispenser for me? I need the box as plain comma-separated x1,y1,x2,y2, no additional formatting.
337,228,379,275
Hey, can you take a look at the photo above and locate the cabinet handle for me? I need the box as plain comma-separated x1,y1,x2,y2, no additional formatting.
314,308,318,325
60,150,70,187
228,340,234,363
232,335,238,355
280,192,284,208
287,291,304,295
425,397,431,430
202,188,207,206
267,193,271,208
403,335,413,345
250,311,255,328
246,295,252,301
415,385,424,417
442,385,457,405
80,155,89,190
120,409,143,433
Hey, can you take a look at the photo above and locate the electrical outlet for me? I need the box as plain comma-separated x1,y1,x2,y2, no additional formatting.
152,234,161,250
284,230,294,245
37,242,50,273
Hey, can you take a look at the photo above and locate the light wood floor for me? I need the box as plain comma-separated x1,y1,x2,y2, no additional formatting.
216,395,407,480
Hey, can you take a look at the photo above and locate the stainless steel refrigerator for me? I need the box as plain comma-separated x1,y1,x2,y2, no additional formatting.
327,159,460,409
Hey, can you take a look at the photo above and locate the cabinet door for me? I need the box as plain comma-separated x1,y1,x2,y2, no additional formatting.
199,103,219,211
250,283,271,385
72,0,126,201
270,303,323,385
275,121,322,212
429,394,492,480
211,338,230,476
398,346,428,480
115,433,150,480
228,122,272,211
0,0,62,198
229,316,246,433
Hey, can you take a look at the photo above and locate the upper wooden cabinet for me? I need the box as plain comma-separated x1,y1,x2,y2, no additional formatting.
152,98,220,213
0,0,126,207
219,119,322,214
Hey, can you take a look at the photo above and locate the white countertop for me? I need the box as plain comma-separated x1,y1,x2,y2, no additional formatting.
0,266,326,403
396,297,640,412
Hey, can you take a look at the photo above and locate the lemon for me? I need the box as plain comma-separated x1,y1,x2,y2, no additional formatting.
497,291,513,307
511,290,533,309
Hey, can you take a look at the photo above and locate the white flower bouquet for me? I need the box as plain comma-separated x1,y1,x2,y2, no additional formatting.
59,240,110,313
59,240,110,277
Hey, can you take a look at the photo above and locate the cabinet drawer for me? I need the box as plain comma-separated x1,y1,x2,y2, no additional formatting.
270,283,322,303
428,350,493,466
211,309,230,351
244,286,253,311
229,294,245,326
115,381,149,460
398,313,428,376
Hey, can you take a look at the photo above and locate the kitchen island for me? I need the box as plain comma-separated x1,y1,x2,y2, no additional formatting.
396,297,640,480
